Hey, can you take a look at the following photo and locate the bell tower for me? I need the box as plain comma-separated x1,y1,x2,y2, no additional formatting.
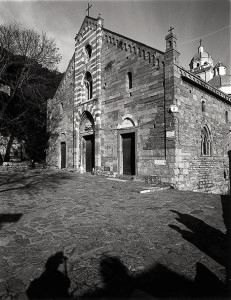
165,26,180,64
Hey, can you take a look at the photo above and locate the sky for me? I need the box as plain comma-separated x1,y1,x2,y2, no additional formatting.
0,0,230,74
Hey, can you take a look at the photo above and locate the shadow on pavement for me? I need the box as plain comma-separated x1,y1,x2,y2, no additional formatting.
27,252,71,299
79,255,228,299
221,195,231,285
0,213,22,230
0,171,74,193
169,209,230,298
169,210,228,267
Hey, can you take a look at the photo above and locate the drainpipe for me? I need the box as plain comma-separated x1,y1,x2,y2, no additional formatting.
73,54,75,170
162,61,167,159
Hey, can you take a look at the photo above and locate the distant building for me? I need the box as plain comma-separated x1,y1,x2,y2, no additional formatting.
47,15,231,194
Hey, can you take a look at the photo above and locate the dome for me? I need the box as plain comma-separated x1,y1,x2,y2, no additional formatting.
208,74,231,95
189,42,214,70
208,75,231,88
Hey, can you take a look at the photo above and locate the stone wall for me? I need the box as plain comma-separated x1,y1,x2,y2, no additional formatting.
99,29,176,183
172,65,231,193
46,57,75,169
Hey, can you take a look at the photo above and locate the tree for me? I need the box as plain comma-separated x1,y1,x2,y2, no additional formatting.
0,22,62,162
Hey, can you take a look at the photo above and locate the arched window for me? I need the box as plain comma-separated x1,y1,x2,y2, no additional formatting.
147,52,151,63
226,111,228,124
85,44,92,59
202,101,205,112
84,71,93,100
127,72,132,89
201,126,211,156
60,102,63,114
157,58,160,67
152,54,155,66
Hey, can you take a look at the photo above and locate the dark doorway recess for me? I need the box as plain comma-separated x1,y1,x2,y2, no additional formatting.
122,132,135,175
61,142,66,169
85,135,95,172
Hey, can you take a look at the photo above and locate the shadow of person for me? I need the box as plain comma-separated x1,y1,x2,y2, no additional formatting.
221,195,231,292
86,255,135,299
27,252,70,299
193,262,227,298
169,210,228,267
81,255,195,299
169,210,230,298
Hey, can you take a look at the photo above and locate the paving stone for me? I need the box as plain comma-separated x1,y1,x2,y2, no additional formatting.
6,278,26,294
0,170,229,298
0,283,7,297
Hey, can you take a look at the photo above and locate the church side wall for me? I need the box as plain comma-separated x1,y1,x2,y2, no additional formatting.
46,59,75,169
173,65,231,193
100,33,176,183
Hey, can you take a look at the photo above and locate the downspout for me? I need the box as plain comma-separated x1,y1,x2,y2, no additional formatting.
162,61,167,159
73,54,75,170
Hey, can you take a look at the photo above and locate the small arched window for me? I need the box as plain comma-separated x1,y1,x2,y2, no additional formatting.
85,44,92,59
84,71,93,100
152,54,155,66
201,126,211,156
138,47,141,57
60,102,63,114
168,41,172,48
127,72,132,89
157,58,160,67
147,52,151,63
226,111,228,124
202,101,205,112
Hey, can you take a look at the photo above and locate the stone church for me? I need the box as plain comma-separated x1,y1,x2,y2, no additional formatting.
47,15,231,194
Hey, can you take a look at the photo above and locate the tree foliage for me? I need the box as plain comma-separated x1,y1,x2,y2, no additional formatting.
0,22,63,162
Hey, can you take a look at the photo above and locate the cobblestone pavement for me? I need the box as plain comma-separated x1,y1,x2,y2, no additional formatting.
0,170,230,299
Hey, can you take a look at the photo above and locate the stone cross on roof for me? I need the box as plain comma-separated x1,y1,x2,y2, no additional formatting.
168,26,174,34
86,3,92,17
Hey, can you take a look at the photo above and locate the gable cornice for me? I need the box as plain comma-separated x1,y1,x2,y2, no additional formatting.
176,64,231,103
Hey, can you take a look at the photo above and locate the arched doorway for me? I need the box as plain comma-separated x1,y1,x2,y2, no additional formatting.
80,111,95,172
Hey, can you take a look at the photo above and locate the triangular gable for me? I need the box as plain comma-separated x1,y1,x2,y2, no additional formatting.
75,16,98,42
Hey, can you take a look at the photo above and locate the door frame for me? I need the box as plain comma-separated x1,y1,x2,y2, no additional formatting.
118,129,137,175
82,133,95,172
61,141,66,169
84,134,95,172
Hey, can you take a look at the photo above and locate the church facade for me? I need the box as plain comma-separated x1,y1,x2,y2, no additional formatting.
47,15,231,194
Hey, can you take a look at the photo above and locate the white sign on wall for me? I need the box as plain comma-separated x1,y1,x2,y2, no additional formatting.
154,160,166,165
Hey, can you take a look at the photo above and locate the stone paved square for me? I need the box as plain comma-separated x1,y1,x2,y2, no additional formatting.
0,170,230,299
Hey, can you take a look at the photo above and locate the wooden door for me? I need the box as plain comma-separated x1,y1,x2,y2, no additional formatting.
85,135,94,172
122,133,135,175
61,142,66,169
